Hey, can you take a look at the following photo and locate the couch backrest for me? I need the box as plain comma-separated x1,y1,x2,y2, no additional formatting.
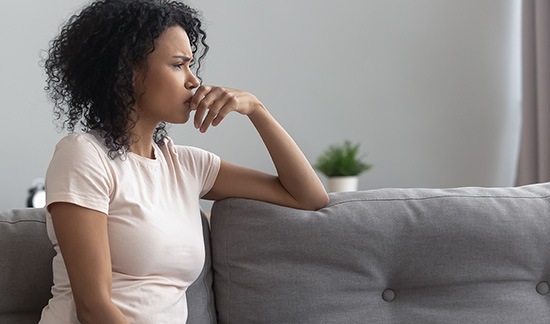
0,208,54,324
0,208,216,324
210,183,550,324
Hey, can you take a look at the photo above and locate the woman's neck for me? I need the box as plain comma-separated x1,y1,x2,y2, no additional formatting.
131,139,155,159
129,122,157,159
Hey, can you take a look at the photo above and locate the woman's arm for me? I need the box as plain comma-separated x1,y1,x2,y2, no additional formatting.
192,86,329,210
49,203,130,324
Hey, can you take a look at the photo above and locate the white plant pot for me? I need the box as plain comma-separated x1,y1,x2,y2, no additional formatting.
327,176,358,193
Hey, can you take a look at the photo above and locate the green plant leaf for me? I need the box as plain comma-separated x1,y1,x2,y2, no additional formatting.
313,140,372,177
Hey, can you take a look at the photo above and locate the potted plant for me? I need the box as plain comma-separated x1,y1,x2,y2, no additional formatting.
314,140,372,192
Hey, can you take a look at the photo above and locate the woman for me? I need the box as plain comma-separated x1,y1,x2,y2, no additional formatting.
39,0,328,323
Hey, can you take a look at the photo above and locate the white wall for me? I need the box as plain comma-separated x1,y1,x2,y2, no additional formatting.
0,0,521,211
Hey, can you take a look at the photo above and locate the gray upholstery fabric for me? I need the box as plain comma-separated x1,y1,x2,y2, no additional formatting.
0,208,215,324
186,212,218,324
210,183,550,324
0,208,55,324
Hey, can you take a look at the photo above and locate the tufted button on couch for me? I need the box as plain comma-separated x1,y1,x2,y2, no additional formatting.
2,183,550,323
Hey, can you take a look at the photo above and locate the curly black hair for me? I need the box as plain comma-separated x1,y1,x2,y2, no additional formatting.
44,0,209,158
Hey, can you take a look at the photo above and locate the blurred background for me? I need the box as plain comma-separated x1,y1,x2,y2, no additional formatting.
0,0,521,211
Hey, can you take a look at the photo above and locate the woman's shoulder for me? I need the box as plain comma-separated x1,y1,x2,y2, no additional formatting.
161,137,220,191
54,131,108,158
162,137,220,174
163,136,214,159
56,131,99,145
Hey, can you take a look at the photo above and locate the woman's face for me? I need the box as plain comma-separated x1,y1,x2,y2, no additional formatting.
133,25,200,126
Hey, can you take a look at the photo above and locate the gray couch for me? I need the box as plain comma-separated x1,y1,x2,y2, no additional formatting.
2,183,550,323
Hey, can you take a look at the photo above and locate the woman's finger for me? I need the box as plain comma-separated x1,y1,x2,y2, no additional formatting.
193,87,220,129
211,104,234,127
212,95,238,127
190,85,211,111
190,85,212,128
199,93,232,132
199,110,217,133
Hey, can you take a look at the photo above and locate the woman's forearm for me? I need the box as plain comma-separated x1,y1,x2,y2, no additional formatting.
248,103,329,210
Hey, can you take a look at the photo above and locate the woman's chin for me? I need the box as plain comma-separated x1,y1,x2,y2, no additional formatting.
166,112,192,125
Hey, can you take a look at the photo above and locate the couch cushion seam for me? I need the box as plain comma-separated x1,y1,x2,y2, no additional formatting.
0,220,46,225
327,194,550,208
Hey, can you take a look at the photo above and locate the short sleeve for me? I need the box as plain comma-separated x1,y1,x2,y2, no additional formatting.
173,145,221,198
45,134,112,214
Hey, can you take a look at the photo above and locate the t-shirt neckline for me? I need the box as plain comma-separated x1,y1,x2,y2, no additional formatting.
128,144,159,165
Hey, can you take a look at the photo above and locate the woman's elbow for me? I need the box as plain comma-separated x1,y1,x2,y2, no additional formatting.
76,305,96,324
315,192,330,210
299,192,330,211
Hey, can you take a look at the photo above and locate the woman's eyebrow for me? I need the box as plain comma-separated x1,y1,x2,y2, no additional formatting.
172,55,192,61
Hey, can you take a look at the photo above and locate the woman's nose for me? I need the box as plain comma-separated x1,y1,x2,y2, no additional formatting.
185,71,200,90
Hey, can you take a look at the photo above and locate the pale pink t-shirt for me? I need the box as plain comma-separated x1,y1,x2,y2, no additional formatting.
39,132,220,324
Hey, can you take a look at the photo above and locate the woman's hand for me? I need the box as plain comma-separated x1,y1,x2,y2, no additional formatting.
190,85,261,133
